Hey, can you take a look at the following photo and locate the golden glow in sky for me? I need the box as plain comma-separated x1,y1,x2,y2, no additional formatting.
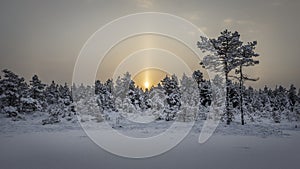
97,34,202,83
144,81,149,89
133,68,169,89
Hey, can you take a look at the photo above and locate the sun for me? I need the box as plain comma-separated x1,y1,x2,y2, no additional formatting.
144,81,150,89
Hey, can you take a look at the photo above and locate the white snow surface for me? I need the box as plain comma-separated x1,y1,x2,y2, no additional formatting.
1,112,300,169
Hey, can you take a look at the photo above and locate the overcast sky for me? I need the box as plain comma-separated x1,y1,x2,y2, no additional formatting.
0,0,299,88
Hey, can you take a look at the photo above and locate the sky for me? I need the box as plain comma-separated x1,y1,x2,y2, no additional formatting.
0,0,299,88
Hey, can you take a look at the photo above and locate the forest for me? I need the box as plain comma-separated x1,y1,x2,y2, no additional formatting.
1,30,300,126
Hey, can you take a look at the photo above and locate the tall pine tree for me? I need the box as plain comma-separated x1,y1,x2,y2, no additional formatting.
198,29,243,124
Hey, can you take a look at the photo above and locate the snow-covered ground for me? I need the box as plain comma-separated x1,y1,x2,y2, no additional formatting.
1,112,300,169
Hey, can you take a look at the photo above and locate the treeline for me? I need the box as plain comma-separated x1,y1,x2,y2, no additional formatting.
1,29,300,125
74,71,300,124
1,69,300,124
70,29,300,125
0,69,75,124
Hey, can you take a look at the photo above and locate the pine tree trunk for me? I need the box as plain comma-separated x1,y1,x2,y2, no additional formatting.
225,72,231,125
198,83,202,106
239,65,245,125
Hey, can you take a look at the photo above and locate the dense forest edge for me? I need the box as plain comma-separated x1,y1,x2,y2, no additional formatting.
1,29,300,127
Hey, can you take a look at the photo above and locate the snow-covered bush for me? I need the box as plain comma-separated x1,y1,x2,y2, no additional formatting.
20,97,41,113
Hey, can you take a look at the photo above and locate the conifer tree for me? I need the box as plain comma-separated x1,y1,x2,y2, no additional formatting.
161,75,181,121
288,84,298,112
234,41,259,125
28,75,46,111
198,29,243,124
0,69,28,117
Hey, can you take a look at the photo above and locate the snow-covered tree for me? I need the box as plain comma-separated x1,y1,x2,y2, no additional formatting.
127,80,139,110
25,75,47,112
208,74,226,121
227,81,239,121
192,70,211,108
260,86,272,115
292,93,300,121
95,80,102,95
106,79,114,94
59,83,72,104
0,75,2,110
59,83,75,116
142,88,152,110
43,82,75,124
29,75,46,101
177,74,199,122
243,86,256,122
269,86,288,123
0,69,28,117
96,79,116,112
149,84,167,119
75,90,104,123
114,72,131,111
161,75,181,121
192,70,203,100
122,80,147,113
199,80,212,107
45,81,59,105
72,83,89,102
288,84,298,112
250,88,263,114
135,87,144,110
234,41,260,125
198,29,243,125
